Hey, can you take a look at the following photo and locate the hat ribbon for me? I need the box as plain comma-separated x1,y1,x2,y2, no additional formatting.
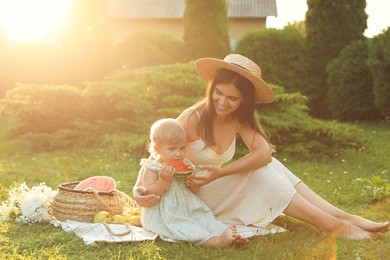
230,62,251,72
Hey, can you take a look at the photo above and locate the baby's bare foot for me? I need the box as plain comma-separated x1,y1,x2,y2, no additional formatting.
217,224,237,248
233,233,249,247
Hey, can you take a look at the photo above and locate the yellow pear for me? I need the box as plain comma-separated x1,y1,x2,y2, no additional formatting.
125,208,141,216
129,215,141,227
111,214,126,224
93,210,111,223
121,213,132,223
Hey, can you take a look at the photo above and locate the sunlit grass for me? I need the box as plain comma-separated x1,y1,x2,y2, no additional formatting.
0,122,389,259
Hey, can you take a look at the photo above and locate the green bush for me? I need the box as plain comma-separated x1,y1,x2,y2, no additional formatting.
0,63,365,159
236,27,306,93
0,84,84,134
183,0,229,59
327,39,380,121
304,0,367,118
88,62,205,130
111,30,186,70
258,86,364,159
367,28,390,118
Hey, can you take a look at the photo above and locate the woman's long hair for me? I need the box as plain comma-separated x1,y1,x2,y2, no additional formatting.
191,69,272,149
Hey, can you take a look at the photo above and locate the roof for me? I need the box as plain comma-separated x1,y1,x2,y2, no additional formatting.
109,0,277,19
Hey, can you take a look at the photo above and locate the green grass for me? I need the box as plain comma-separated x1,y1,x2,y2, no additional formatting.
0,122,389,259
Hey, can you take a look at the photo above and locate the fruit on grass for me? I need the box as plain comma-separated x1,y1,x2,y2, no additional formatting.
93,210,111,223
129,215,141,227
111,214,126,224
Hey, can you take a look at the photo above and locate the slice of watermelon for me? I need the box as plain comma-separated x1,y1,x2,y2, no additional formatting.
74,176,116,192
162,160,192,177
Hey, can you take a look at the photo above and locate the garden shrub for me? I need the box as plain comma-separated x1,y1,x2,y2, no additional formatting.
304,0,367,118
0,84,84,134
0,63,365,159
82,81,140,121
367,28,390,118
235,27,306,93
84,62,205,134
183,0,229,59
111,30,186,71
257,86,364,159
327,39,380,121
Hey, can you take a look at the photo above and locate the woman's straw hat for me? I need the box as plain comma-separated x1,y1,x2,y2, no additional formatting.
195,54,274,103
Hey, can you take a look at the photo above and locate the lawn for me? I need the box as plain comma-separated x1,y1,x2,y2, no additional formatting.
0,122,389,259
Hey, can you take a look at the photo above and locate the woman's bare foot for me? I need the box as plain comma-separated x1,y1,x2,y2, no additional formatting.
331,221,378,240
343,215,389,233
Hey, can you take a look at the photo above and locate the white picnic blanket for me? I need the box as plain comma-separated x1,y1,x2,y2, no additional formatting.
52,220,285,245
52,220,157,245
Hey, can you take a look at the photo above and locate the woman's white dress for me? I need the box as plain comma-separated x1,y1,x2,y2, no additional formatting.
185,138,301,228
140,159,228,244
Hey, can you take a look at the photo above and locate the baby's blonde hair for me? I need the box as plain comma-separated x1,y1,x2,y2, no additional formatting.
148,118,187,158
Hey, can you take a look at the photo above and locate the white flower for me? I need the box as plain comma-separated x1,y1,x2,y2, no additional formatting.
0,182,57,223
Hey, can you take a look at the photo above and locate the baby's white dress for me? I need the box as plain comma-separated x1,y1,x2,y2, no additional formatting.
140,158,228,244
185,138,301,228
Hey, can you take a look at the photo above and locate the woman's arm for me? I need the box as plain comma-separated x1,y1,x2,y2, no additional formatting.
142,165,175,197
133,166,160,207
217,123,273,176
188,123,273,187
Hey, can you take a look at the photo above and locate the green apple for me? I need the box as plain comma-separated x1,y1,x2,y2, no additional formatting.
93,210,111,223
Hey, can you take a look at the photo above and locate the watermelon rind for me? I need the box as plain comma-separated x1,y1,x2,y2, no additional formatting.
174,171,193,178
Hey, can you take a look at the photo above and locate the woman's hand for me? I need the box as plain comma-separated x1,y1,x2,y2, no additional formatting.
187,165,221,187
133,186,160,207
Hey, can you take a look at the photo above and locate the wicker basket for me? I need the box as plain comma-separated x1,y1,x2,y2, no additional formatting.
52,181,134,223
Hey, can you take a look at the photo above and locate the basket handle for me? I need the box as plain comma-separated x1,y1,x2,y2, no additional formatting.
103,222,132,236
84,187,112,210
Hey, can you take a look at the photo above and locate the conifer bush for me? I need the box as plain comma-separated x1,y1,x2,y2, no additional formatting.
236,27,306,93
111,30,186,70
257,86,363,159
0,63,364,158
327,40,380,121
0,84,83,134
305,0,367,118
183,0,229,59
367,28,390,118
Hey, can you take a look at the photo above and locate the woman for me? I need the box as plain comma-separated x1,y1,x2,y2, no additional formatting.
134,54,389,240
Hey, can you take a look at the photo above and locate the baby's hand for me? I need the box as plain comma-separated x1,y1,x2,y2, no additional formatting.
159,165,175,182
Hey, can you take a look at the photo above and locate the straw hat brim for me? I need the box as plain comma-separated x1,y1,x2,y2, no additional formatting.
195,58,274,103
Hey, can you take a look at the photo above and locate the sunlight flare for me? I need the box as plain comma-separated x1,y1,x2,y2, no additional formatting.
0,0,74,42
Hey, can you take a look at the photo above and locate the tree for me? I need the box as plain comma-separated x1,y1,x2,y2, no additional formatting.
183,0,229,60
327,39,380,121
367,28,390,118
304,0,367,118
236,27,306,93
